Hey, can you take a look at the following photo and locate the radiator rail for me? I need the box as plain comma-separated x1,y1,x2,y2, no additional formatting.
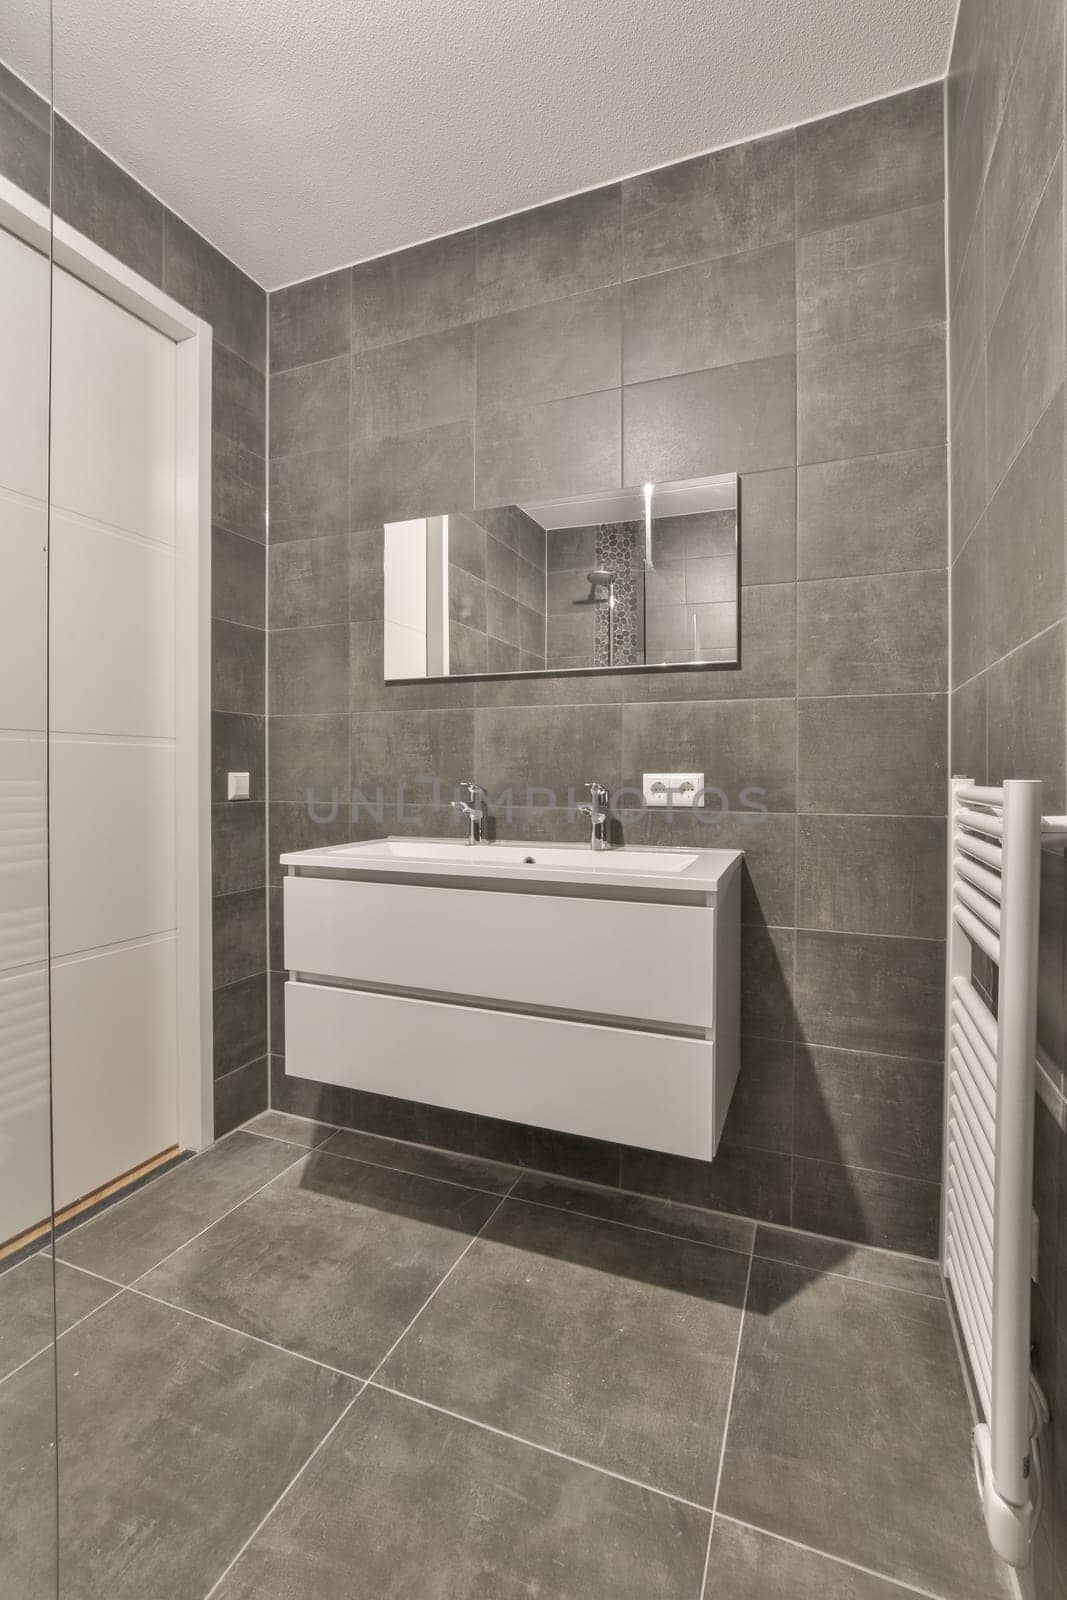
943,777,1050,1568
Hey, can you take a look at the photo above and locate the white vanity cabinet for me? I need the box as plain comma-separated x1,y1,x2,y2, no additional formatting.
281,839,742,1162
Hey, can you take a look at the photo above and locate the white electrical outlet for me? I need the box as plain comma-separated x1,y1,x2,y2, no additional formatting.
642,772,704,808
227,771,251,801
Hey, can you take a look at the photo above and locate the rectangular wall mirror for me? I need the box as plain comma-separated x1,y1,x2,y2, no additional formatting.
382,471,740,681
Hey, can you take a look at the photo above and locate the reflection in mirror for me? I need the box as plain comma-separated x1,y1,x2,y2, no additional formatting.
383,472,739,681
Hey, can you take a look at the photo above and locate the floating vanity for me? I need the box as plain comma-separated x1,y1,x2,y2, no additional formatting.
280,839,742,1161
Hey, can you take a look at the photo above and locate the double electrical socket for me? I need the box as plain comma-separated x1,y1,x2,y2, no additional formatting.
642,772,704,808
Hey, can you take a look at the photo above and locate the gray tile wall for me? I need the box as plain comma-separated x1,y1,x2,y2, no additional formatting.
267,84,949,1259
946,1,1067,1589
0,62,270,1136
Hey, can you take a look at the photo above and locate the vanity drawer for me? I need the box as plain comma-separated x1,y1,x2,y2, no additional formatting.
284,979,721,1161
284,874,715,1028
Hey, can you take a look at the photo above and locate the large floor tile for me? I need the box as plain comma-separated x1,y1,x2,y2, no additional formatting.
717,1258,1012,1599
214,1383,709,1600
2,1292,356,1600
140,1151,500,1373
320,1125,518,1193
379,1196,748,1503
56,1130,301,1283
0,1256,116,1380
704,1517,912,1598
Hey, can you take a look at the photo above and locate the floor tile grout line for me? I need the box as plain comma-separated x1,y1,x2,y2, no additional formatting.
112,1146,315,1291
244,1120,520,1194
314,1131,517,1196
753,1214,940,1267
715,1515,965,1600
35,1154,976,1600
6,1294,976,1600
127,1284,368,1385
241,1115,763,1251
238,1115,945,1283
50,1128,263,1248
503,1191,753,1259
362,1176,521,1386
51,1258,127,1290
752,1247,945,1300
700,1244,755,1598
196,1178,520,1600
366,1379,717,1516
0,1284,127,1393
199,1383,369,1600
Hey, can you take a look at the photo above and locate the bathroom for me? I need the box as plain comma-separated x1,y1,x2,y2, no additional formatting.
0,0,1065,1594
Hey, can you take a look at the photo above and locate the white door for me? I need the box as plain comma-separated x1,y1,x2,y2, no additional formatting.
0,222,51,1243
48,266,181,1210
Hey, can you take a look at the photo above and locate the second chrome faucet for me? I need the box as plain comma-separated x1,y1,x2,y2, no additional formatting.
452,780,489,845
578,781,611,850
451,779,612,850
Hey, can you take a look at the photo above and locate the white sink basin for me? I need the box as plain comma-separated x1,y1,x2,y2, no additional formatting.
280,835,741,893
332,839,699,873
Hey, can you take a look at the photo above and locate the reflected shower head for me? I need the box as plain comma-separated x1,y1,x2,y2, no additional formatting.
587,569,614,585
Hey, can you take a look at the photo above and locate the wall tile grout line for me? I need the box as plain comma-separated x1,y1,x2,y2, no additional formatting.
980,57,1060,336
750,1254,944,1301
237,1113,948,1268
947,8,1067,1595
948,383,1063,564
789,1151,943,1188
949,615,1066,696
265,81,950,1264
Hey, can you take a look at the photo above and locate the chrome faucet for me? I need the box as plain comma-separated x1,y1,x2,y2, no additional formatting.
452,780,489,845
578,781,611,851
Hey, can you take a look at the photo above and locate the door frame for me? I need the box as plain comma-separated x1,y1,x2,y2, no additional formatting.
0,172,215,1151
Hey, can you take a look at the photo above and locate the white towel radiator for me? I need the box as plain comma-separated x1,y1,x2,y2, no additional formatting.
944,777,1050,1566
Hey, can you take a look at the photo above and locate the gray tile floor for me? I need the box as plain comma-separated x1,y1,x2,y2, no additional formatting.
0,1112,1012,1600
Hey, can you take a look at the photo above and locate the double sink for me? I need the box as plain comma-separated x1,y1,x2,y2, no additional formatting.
279,835,743,1162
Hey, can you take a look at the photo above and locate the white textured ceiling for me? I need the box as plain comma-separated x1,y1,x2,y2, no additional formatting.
3,0,956,289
